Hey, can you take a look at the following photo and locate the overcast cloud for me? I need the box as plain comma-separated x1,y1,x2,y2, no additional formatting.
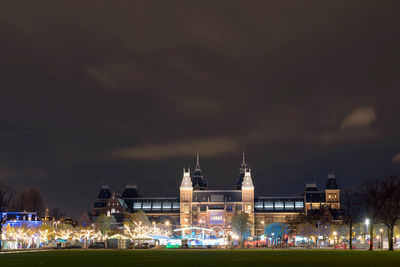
1,0,400,217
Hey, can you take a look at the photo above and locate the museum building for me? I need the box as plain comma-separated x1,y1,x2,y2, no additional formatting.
91,153,341,236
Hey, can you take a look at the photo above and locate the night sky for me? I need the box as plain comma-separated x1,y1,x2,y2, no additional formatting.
1,1,400,218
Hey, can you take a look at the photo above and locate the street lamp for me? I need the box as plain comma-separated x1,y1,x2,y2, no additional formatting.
380,228,383,250
365,219,370,237
165,220,170,226
333,231,337,245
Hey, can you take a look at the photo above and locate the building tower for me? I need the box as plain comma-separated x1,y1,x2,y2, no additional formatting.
325,170,340,209
192,151,208,190
180,168,193,227
235,151,248,190
241,169,255,235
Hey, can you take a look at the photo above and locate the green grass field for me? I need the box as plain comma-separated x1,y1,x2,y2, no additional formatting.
1,249,399,267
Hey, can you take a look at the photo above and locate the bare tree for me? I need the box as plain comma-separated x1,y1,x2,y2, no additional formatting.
379,176,400,251
50,208,66,220
13,187,45,217
0,183,15,250
358,179,385,251
341,188,360,250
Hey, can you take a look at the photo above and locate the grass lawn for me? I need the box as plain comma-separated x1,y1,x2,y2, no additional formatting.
1,249,400,267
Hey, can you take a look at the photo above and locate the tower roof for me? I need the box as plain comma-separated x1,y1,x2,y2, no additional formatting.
236,151,248,190
122,184,141,198
242,170,254,189
97,187,111,199
326,170,339,189
180,168,193,189
192,151,208,190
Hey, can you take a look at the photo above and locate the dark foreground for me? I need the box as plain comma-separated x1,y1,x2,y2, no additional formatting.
1,249,399,267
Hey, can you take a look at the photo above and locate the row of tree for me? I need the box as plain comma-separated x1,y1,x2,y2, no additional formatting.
0,183,46,216
231,176,400,251
0,182,65,250
341,176,400,251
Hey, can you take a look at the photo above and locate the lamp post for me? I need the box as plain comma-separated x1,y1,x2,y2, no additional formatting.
365,219,370,249
380,228,383,250
333,231,337,246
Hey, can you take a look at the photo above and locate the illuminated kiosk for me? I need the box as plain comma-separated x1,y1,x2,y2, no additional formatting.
173,226,227,247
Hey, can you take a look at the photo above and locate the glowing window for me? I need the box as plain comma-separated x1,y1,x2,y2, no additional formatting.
162,202,172,210
255,202,263,210
152,203,161,210
142,203,151,210
264,202,274,210
274,202,284,210
284,202,294,210
295,202,304,209
133,202,142,210
172,202,180,210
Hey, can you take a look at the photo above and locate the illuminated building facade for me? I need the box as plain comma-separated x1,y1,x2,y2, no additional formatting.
91,153,341,236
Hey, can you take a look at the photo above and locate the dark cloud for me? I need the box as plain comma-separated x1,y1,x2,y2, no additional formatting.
1,0,400,217
110,137,240,160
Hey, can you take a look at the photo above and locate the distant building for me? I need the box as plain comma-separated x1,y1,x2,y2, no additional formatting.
1,211,41,228
91,154,341,236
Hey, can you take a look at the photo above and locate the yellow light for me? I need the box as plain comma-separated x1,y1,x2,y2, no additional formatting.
165,220,170,226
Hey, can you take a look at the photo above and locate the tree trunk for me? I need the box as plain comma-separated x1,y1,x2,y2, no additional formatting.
388,225,394,251
369,225,374,251
349,222,353,250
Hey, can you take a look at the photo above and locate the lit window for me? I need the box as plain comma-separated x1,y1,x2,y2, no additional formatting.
142,203,151,210
274,202,284,210
133,202,142,210
152,203,161,210
285,202,294,210
255,202,263,210
295,202,304,209
162,202,172,210
264,202,273,210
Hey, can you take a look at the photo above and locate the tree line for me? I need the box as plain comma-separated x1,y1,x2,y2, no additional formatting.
231,176,400,251
341,176,400,251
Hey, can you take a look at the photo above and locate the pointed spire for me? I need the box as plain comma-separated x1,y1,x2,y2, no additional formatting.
236,150,249,190
195,149,201,171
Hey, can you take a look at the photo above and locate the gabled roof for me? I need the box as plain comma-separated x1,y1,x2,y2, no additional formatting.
122,185,141,198
325,171,339,189
97,186,112,199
